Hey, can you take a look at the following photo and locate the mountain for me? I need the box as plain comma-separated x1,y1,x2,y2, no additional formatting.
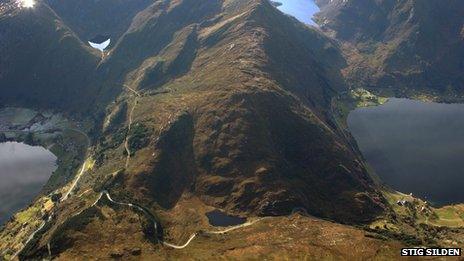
103,0,384,221
0,0,391,258
0,0,100,112
44,0,153,47
315,0,464,94
4,0,464,259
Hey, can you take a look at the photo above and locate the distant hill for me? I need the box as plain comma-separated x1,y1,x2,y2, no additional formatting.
315,0,464,93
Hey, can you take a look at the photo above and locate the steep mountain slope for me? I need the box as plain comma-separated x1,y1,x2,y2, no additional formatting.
0,0,393,259
45,0,153,46
315,0,464,94
91,0,385,222
0,0,99,112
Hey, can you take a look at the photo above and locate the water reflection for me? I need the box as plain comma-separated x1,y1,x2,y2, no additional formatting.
0,142,56,224
348,98,464,206
206,210,246,227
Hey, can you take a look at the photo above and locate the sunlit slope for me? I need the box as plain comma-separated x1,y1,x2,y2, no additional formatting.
315,0,464,93
82,0,386,224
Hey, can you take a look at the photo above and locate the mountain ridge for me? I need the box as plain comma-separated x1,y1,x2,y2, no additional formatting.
315,0,464,94
0,1,100,112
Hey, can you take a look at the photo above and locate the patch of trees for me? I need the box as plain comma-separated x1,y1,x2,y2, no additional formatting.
0,133,6,142
127,123,150,153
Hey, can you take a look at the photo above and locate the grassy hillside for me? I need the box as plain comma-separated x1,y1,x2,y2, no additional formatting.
316,0,464,95
92,0,385,223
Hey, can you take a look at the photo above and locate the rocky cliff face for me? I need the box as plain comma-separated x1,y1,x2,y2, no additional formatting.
315,0,464,93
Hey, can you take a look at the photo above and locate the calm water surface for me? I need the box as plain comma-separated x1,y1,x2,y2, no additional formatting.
276,0,320,25
206,210,246,227
348,98,464,206
0,142,56,224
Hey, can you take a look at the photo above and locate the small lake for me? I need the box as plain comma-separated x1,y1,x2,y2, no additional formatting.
0,142,57,224
348,98,464,206
206,210,246,227
275,0,320,25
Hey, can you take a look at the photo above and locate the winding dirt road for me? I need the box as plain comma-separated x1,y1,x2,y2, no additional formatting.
9,85,265,257
92,191,265,249
123,85,141,169
9,126,90,260
61,161,88,201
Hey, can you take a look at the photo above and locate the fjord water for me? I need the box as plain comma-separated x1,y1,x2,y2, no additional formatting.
276,0,320,25
348,98,464,206
0,142,57,224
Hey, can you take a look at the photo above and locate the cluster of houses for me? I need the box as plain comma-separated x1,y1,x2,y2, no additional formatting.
396,194,430,214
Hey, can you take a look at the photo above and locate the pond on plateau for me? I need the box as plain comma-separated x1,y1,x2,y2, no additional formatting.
206,210,246,227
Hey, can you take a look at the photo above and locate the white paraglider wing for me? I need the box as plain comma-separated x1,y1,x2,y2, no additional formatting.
88,38,111,52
